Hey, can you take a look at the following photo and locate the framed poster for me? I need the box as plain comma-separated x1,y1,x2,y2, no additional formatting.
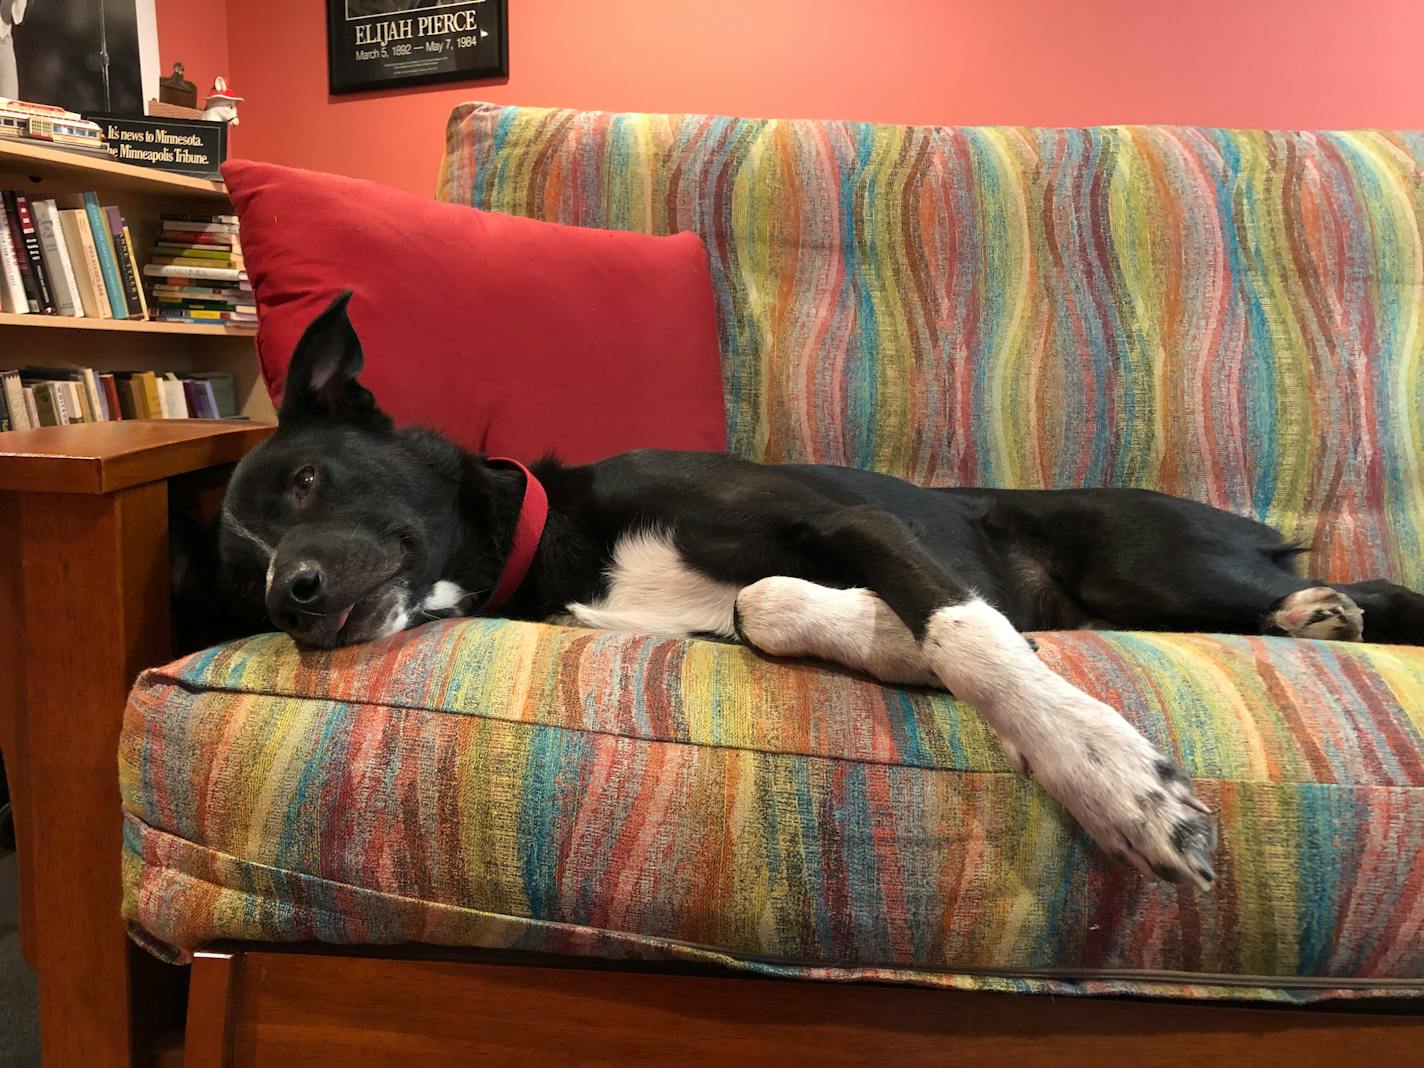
3,0,160,113
327,0,507,94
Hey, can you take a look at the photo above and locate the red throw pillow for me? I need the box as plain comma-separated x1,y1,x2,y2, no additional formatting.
222,159,727,463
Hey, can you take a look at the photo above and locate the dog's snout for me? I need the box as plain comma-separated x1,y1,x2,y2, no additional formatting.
287,565,323,604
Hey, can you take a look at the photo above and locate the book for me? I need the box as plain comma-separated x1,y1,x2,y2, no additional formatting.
31,200,82,316
22,386,39,428
115,226,150,320
159,219,239,235
1,370,30,429
104,206,141,318
58,209,111,318
2,191,42,313
115,377,141,419
143,264,245,282
180,371,238,418
0,208,27,313
163,374,192,418
152,243,242,260
163,212,238,224
100,374,121,422
156,229,240,247
81,367,108,421
139,371,163,418
13,195,56,314
31,382,58,426
0,381,9,431
82,193,129,319
64,381,87,423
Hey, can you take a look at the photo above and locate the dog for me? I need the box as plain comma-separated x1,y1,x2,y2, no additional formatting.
217,293,1424,891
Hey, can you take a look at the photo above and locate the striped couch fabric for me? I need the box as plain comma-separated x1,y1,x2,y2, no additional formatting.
440,106,1424,590
123,622,1424,1001
121,106,1424,1001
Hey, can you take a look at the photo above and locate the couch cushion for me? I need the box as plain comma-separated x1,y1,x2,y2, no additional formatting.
440,106,1424,589
223,159,727,464
121,620,1424,1002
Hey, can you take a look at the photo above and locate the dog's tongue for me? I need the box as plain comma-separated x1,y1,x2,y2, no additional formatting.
335,605,354,633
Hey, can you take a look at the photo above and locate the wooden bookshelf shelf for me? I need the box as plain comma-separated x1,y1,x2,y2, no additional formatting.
0,311,255,338
2,141,274,423
0,138,229,201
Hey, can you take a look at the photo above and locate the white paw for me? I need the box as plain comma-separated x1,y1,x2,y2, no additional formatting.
734,577,939,686
1269,587,1363,641
1021,686,1216,889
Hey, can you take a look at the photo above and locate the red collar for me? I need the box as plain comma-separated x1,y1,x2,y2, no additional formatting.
481,458,548,615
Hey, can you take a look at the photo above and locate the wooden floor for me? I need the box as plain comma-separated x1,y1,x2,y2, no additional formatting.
185,945,1424,1067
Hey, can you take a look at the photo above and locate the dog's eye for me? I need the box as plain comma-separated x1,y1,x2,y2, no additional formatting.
236,580,258,601
291,466,317,501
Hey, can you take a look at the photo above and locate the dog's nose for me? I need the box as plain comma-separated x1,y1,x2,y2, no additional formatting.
269,562,331,636
287,565,323,604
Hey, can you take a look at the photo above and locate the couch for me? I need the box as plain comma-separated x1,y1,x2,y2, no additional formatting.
122,104,1424,1055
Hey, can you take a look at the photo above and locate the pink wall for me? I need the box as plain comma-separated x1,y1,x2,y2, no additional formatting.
165,0,1424,197
154,0,231,115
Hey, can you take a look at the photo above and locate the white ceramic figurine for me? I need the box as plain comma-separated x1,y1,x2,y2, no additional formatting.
202,77,243,127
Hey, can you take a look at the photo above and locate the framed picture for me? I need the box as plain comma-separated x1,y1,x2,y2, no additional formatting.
2,0,160,113
327,0,508,95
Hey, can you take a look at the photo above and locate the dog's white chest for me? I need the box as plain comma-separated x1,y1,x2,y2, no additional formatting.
565,530,740,638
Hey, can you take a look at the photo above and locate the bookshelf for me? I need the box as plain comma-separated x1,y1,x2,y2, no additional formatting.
0,139,275,424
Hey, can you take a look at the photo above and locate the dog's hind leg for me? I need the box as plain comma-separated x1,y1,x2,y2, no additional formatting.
735,505,1217,889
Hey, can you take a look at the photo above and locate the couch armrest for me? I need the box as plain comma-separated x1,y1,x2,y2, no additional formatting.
0,420,274,495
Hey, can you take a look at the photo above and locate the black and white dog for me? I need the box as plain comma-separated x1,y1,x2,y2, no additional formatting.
218,294,1424,891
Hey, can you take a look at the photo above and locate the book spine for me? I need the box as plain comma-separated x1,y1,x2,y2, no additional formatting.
0,381,10,431
112,227,147,319
116,378,139,420
159,220,239,233
48,382,70,425
82,368,107,421
14,196,57,314
139,372,163,419
100,374,122,421
2,371,31,430
82,193,129,318
64,381,88,423
60,210,113,319
157,230,239,247
32,201,81,316
23,387,40,428
0,205,27,313
2,192,42,313
32,383,58,427
142,263,243,281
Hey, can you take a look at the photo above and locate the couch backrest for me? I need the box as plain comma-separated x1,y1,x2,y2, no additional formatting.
439,103,1424,586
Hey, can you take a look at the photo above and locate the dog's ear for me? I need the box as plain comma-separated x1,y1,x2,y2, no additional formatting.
279,291,392,430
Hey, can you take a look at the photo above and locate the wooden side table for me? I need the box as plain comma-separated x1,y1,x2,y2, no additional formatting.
0,421,272,1066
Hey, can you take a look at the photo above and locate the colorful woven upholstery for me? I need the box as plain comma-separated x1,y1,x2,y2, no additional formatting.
121,106,1424,1002
122,621,1424,1001
440,106,1424,588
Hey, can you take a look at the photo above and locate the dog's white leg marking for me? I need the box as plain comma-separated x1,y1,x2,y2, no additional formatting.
734,579,938,686
736,578,1216,888
922,600,1215,887
567,530,741,637
1269,587,1364,641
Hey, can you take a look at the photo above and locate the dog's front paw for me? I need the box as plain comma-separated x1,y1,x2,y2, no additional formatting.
1019,691,1217,890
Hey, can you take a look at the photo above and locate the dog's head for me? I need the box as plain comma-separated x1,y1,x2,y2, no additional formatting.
220,292,507,647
